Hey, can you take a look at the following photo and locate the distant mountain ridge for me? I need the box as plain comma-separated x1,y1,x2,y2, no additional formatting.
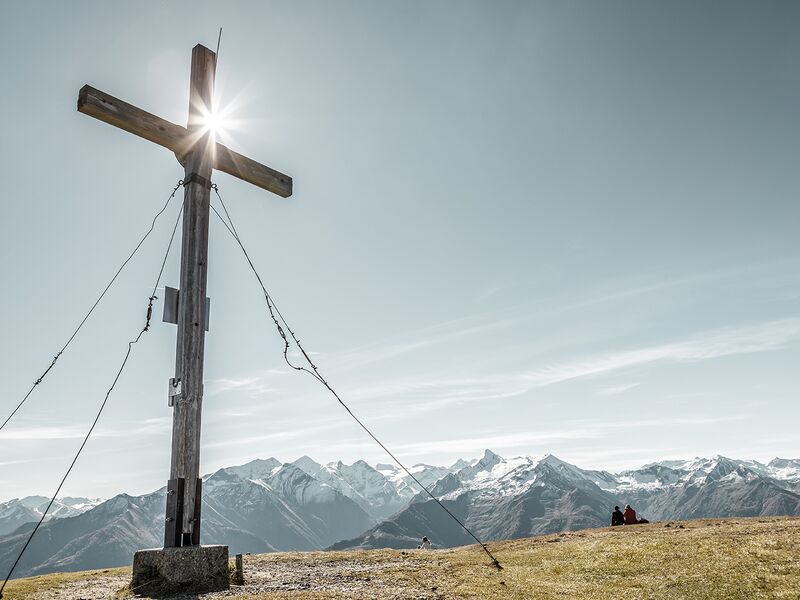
332,451,800,550
0,456,448,578
0,496,102,536
2,451,799,578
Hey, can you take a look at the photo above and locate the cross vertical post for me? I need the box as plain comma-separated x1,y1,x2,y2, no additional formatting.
77,39,292,592
168,44,216,547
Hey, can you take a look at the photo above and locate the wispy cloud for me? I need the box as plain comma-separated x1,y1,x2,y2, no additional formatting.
199,318,800,428
351,319,800,416
126,417,172,435
521,318,800,387
1,418,173,441
0,456,63,467
203,422,341,449
326,314,522,374
327,259,792,373
0,426,88,441
206,371,287,397
598,382,641,396
391,414,750,458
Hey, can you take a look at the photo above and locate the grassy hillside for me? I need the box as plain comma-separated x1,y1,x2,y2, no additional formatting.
3,517,798,599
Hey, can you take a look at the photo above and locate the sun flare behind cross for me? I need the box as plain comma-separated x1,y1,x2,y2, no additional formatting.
199,106,227,140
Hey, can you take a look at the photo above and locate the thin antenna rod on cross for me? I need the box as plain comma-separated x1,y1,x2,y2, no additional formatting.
215,28,223,65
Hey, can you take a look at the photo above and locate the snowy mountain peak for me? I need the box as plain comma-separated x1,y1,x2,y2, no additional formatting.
769,458,800,468
205,467,247,490
538,454,569,468
0,495,106,535
17,496,50,510
449,458,471,471
93,494,137,516
454,449,503,480
293,455,324,476
481,449,502,463
766,458,800,482
223,457,282,481
58,497,103,510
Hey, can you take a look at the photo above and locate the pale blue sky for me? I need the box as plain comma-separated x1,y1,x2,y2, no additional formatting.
0,1,798,501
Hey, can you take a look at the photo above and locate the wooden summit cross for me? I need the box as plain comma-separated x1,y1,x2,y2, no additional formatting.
78,44,291,549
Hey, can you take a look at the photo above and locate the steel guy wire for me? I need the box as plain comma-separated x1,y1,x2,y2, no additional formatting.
210,185,503,571
0,180,184,433
0,186,184,598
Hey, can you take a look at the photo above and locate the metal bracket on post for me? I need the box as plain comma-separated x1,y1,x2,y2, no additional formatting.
164,477,185,548
191,478,202,546
183,172,213,190
168,378,182,407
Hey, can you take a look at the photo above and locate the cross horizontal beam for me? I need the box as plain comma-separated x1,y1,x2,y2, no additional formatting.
77,85,292,197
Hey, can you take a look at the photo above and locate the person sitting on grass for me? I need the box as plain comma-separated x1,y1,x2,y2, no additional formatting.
418,536,432,549
611,505,625,526
623,504,638,525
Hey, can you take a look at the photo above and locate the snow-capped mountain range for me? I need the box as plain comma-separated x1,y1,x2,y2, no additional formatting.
334,451,800,550
425,451,800,498
0,496,103,536
2,452,799,577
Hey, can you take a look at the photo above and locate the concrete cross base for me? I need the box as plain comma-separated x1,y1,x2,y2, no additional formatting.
131,546,230,596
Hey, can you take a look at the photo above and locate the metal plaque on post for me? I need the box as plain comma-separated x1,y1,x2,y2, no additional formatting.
163,286,211,331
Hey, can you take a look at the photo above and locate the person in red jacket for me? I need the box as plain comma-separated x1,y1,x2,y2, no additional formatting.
623,504,638,525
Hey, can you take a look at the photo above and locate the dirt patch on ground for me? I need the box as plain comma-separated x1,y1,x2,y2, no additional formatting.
16,571,131,600
22,552,444,600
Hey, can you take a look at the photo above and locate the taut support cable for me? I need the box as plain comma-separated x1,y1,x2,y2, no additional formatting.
0,188,184,597
0,181,184,433
210,185,503,571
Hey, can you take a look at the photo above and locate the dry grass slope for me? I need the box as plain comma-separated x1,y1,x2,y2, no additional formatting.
3,517,799,599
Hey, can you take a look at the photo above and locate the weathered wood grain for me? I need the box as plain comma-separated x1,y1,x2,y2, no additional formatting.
215,143,292,197
170,43,216,546
77,85,191,156
78,84,292,196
